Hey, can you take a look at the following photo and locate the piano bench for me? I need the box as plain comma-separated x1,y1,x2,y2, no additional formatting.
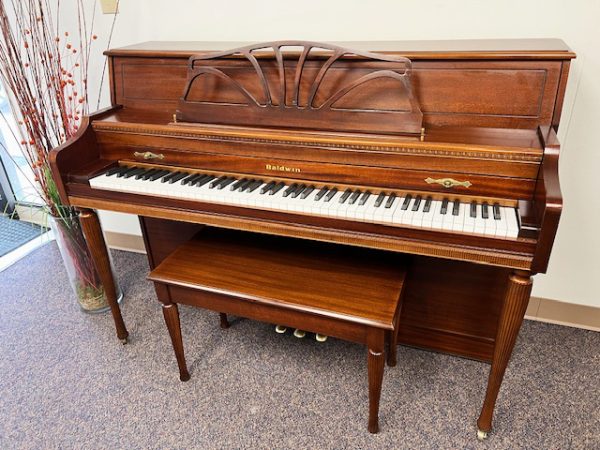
148,228,407,433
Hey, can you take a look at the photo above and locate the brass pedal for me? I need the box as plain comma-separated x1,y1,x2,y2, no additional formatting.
315,333,328,343
275,325,287,334
293,329,306,338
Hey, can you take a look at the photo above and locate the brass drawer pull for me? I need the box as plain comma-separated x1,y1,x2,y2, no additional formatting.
134,151,164,160
425,177,472,188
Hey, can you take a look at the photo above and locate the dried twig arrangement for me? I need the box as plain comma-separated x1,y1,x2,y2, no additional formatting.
0,0,119,309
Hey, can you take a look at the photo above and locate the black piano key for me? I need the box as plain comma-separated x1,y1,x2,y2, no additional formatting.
196,175,215,188
314,187,329,201
181,173,199,185
237,179,253,192
482,202,489,219
423,196,433,213
140,169,160,180
105,166,123,176
270,182,286,195
231,178,248,191
440,198,449,215
217,177,236,189
374,192,386,207
260,181,276,194
339,188,352,204
452,199,460,216
161,171,180,183
209,176,228,188
493,203,501,220
300,186,315,199
401,194,413,210
291,184,307,198
116,166,138,178
324,188,338,202
348,190,362,205
283,183,298,197
470,201,477,218
135,169,152,180
169,172,189,183
385,193,397,208
411,195,422,211
359,191,371,206
246,180,263,193
191,175,209,186
123,167,145,179
149,170,170,181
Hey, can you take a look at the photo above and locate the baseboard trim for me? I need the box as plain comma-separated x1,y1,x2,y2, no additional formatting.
103,232,599,332
105,231,146,254
526,297,600,332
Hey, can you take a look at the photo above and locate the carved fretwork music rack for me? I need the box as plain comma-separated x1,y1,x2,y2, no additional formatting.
176,41,423,135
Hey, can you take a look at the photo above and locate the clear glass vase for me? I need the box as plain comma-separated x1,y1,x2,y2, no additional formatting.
50,213,123,313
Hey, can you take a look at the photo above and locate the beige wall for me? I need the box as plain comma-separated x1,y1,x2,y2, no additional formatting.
80,0,599,307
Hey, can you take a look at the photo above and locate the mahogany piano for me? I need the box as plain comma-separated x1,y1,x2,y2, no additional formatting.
50,39,576,439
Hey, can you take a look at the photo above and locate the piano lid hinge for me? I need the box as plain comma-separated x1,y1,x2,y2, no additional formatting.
420,127,425,142
173,113,178,123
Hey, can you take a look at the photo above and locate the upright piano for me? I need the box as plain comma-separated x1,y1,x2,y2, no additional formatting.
50,39,575,438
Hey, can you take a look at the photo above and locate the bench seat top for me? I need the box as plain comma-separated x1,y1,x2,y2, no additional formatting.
149,228,406,329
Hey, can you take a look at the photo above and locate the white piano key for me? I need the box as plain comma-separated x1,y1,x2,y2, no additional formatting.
494,206,508,237
474,205,486,234
452,203,466,232
431,201,444,230
505,207,520,238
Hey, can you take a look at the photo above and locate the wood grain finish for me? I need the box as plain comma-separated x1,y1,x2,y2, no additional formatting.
177,41,423,135
149,227,406,433
149,228,406,329
50,40,575,437
77,208,128,342
162,302,190,381
477,271,532,433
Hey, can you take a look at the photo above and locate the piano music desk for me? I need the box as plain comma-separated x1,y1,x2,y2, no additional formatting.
148,228,407,433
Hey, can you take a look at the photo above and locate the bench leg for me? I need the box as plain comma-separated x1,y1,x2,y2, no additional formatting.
367,330,386,433
219,313,230,329
387,324,400,367
162,303,190,382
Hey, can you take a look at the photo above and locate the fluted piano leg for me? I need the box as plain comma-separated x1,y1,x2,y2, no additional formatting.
77,208,129,343
477,270,532,439
162,303,190,382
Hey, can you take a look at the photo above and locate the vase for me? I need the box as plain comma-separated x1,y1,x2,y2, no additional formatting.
50,212,123,313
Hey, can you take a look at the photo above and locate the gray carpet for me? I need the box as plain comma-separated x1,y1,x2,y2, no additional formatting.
0,242,598,450
0,216,43,257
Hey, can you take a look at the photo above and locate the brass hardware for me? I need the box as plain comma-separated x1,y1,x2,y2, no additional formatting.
172,113,177,123
420,127,425,142
134,151,165,160
425,177,472,188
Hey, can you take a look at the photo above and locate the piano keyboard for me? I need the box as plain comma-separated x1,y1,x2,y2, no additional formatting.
89,166,520,238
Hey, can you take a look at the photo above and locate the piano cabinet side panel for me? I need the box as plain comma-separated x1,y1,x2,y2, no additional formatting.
139,216,204,270
398,256,511,362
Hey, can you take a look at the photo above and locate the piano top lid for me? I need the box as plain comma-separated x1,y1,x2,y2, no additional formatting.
104,38,576,60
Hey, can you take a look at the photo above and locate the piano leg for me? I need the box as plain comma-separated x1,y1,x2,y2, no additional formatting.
77,208,129,344
162,302,190,382
219,312,230,329
367,329,386,433
477,270,532,439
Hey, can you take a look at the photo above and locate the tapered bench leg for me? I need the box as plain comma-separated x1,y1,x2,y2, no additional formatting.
219,313,230,329
367,329,386,433
162,303,190,382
